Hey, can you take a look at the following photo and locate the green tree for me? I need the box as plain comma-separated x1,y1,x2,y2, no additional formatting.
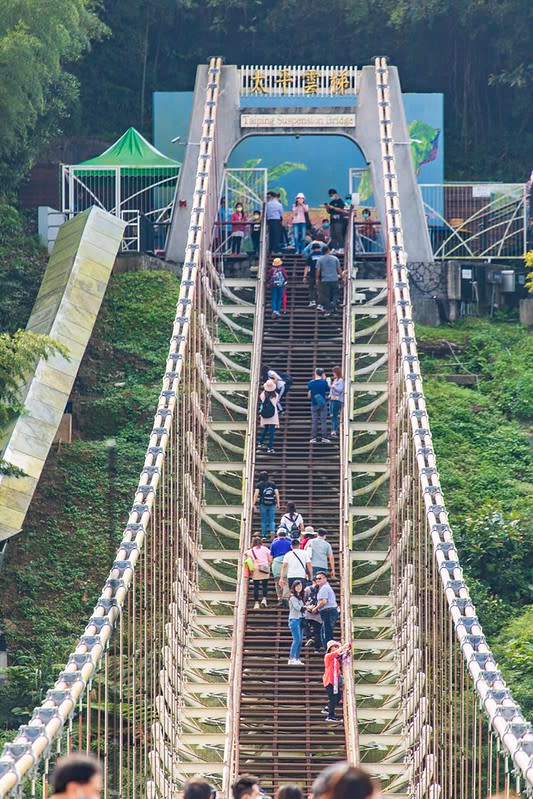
493,606,533,718
0,0,107,190
0,329,68,474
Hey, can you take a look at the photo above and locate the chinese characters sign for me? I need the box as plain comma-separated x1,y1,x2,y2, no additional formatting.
240,65,358,96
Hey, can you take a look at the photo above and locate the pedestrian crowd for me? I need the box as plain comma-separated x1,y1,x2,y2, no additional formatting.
257,363,344,455
246,467,349,722
219,187,382,264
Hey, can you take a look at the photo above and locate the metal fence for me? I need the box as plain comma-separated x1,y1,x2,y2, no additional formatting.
62,165,179,252
421,183,527,260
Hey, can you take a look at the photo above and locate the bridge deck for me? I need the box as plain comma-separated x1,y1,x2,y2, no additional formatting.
238,254,346,792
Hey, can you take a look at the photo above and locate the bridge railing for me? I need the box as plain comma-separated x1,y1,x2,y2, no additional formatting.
376,55,533,798
0,56,224,799
223,209,268,794
339,213,360,761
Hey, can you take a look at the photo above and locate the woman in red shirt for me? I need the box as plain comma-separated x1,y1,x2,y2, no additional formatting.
322,640,351,722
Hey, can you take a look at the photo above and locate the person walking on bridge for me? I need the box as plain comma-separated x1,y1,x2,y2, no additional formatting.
287,580,306,665
279,538,312,590
268,257,288,319
308,528,335,578
266,191,284,254
322,640,351,722
316,245,342,317
253,470,280,538
310,571,339,647
271,527,292,605
308,367,330,444
257,379,280,455
245,535,272,610
329,365,344,438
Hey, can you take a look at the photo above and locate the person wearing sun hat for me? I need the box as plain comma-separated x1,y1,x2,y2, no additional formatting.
301,525,316,549
257,378,280,454
322,639,351,722
267,257,288,319
291,192,309,254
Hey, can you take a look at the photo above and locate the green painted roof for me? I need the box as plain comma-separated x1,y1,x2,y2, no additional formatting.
75,127,180,175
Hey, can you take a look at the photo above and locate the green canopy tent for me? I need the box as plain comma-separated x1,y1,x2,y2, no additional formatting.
62,128,181,251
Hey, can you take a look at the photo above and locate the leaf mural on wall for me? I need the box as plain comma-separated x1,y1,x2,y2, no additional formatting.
240,158,307,206
408,120,440,175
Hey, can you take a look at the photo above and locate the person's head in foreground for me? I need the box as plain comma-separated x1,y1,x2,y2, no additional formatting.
276,785,303,799
49,754,102,799
183,779,216,799
232,775,263,799
311,762,380,799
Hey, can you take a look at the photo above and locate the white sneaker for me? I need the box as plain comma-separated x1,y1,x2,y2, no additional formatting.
308,301,316,307
292,659,304,666
317,304,324,311
309,438,318,444
322,438,331,444
287,658,296,665
261,598,268,607
253,601,260,610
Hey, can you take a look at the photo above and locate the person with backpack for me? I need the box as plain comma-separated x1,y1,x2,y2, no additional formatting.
279,538,312,590
307,367,330,444
268,257,288,319
244,535,273,610
252,470,280,539
257,378,280,455
279,502,305,539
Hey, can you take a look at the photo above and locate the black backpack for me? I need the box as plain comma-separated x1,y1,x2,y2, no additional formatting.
289,522,300,540
261,484,276,505
260,398,276,418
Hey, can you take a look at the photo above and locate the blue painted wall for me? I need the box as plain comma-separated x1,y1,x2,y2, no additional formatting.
153,89,444,208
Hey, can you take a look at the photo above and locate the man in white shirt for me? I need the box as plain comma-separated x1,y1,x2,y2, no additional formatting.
279,539,312,589
266,191,284,253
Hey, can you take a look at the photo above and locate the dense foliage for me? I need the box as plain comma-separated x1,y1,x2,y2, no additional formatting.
0,268,180,730
417,320,533,645
68,0,533,179
0,1,531,184
0,0,107,191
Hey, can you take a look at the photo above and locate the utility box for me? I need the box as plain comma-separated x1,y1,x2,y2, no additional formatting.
501,270,516,293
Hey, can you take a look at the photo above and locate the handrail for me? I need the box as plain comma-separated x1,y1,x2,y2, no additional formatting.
339,213,360,761
0,55,224,799
222,208,268,796
375,55,533,791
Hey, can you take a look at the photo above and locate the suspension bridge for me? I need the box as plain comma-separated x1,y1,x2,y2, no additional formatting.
0,57,532,799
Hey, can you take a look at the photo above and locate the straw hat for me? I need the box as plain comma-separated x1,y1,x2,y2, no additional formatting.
304,526,316,536
327,640,340,651
263,379,277,392
272,257,283,266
